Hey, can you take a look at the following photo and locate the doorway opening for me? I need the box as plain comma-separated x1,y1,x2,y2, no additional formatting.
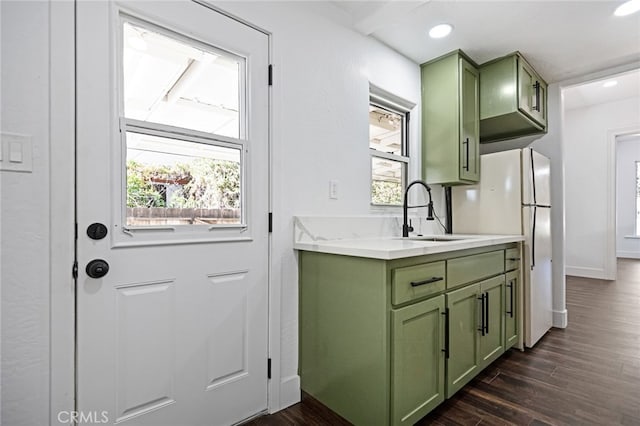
562,68,640,280
615,133,640,260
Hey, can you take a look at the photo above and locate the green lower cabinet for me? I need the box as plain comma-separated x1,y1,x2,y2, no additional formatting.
504,270,519,349
299,244,521,425
391,296,446,425
299,252,390,426
478,275,506,369
445,283,481,398
446,275,506,398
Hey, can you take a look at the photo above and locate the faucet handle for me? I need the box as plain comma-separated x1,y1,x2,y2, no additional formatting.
408,219,414,233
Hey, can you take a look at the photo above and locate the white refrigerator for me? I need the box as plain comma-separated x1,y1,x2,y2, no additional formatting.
452,148,553,348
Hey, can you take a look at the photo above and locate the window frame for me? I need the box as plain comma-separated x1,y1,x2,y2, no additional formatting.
369,96,410,207
635,161,640,236
112,13,252,247
120,118,247,229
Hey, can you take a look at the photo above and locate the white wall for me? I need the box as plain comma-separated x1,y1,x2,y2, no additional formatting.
530,84,568,328
565,96,640,278
1,2,51,425
215,1,430,409
615,136,640,258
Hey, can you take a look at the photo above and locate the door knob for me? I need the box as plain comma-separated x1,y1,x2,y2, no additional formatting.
86,259,109,278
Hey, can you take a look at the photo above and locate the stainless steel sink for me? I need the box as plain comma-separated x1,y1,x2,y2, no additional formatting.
409,236,468,242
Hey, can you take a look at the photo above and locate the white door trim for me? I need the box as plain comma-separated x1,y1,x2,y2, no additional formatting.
607,125,640,280
50,1,76,421
49,1,280,421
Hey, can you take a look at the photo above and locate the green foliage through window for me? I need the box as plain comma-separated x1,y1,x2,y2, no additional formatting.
372,180,403,205
126,159,240,209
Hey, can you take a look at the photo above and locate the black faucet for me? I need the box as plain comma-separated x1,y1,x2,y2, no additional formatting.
402,180,435,237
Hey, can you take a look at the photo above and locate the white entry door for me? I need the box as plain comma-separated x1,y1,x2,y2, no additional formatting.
76,2,269,425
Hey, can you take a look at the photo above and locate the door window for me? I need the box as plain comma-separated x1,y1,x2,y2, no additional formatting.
120,17,246,229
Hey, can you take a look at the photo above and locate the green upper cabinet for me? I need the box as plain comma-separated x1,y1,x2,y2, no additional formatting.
518,58,547,129
421,50,480,185
479,52,548,143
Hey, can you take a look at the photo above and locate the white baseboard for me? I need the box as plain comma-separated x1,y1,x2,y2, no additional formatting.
616,252,640,259
553,309,568,328
565,266,609,280
279,375,301,411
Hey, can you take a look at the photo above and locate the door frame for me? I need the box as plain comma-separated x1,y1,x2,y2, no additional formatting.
606,124,640,279
49,1,278,421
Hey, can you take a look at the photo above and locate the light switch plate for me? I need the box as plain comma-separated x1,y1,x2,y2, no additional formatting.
1,132,33,173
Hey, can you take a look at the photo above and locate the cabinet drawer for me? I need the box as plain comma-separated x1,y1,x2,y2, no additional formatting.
505,247,521,271
392,261,446,305
447,251,504,288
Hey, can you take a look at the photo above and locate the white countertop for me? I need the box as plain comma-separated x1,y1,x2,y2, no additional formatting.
293,234,524,260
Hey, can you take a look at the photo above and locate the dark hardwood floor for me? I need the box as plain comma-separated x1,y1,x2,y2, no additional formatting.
246,259,640,425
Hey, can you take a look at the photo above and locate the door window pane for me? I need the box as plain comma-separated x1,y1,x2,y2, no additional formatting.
123,21,241,138
126,132,241,226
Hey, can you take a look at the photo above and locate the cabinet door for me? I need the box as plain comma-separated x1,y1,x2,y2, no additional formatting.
518,59,547,128
392,296,446,426
531,78,547,128
445,283,480,398
505,270,519,349
459,57,480,182
518,59,536,118
479,275,505,369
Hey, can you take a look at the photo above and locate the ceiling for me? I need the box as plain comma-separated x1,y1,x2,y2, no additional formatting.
331,0,640,82
563,68,640,109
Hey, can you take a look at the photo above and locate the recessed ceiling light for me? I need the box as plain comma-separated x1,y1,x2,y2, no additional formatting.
614,0,640,16
429,24,453,39
603,80,618,88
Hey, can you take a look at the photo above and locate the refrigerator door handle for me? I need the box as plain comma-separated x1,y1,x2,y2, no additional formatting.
531,205,537,270
530,147,537,205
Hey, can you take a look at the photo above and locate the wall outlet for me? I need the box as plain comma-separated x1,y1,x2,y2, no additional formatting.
329,180,339,199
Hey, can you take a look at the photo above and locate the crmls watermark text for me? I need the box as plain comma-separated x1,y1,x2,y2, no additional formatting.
57,411,109,424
